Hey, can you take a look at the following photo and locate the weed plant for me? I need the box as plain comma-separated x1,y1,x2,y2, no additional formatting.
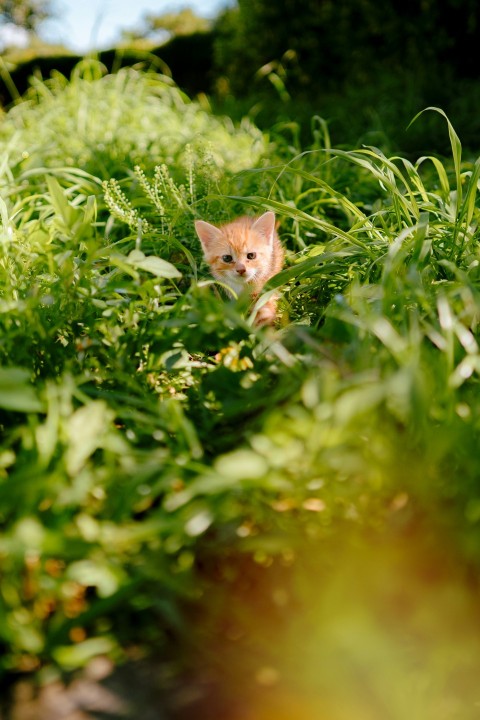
1,64,480,717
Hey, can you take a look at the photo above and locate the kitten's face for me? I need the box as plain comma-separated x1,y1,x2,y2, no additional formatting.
195,212,276,295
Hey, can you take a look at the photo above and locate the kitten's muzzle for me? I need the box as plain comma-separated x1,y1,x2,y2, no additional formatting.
235,263,246,276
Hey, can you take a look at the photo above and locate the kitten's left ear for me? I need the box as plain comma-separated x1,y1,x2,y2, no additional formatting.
252,211,276,245
194,219,223,253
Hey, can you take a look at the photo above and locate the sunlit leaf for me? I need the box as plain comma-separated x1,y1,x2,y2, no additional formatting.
67,559,125,597
127,249,182,278
215,450,269,481
65,402,113,476
0,368,43,412
53,637,116,670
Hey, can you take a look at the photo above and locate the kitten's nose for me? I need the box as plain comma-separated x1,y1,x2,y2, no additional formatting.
235,264,246,275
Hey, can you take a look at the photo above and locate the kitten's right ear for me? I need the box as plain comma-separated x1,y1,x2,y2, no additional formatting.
194,220,223,252
252,211,276,245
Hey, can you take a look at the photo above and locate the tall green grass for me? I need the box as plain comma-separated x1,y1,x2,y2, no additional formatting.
1,63,480,717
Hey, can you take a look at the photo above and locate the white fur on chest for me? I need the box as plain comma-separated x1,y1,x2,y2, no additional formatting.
221,275,250,296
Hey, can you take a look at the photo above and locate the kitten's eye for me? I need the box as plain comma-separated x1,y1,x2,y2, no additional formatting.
246,252,256,260
222,254,233,263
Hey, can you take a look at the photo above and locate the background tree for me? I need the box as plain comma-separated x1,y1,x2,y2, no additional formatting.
0,0,53,32
122,8,211,43
145,8,210,37
213,0,480,96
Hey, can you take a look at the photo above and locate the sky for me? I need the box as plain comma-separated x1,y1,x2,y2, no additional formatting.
38,0,230,53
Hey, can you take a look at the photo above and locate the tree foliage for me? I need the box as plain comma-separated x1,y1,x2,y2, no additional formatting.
145,8,210,36
213,0,480,95
123,9,211,43
0,0,52,31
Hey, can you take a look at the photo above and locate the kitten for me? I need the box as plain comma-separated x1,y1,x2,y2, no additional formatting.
194,211,284,326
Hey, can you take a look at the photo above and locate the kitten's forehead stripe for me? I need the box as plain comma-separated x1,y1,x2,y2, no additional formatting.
222,221,252,249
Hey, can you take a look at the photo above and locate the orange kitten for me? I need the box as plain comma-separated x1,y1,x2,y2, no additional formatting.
194,211,284,326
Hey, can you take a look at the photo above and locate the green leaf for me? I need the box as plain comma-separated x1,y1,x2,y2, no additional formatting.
65,401,113,476
53,637,116,670
67,559,125,598
215,449,269,481
408,107,463,214
0,368,43,413
46,175,77,227
127,250,181,278
0,196,10,234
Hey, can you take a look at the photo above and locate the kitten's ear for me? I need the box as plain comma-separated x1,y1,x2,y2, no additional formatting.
252,211,276,245
194,220,223,253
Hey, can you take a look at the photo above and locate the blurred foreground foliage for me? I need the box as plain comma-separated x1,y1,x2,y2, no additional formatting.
1,63,480,717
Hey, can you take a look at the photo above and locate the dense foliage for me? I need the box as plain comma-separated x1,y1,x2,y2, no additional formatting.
1,63,480,716
215,0,479,92
212,0,480,153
